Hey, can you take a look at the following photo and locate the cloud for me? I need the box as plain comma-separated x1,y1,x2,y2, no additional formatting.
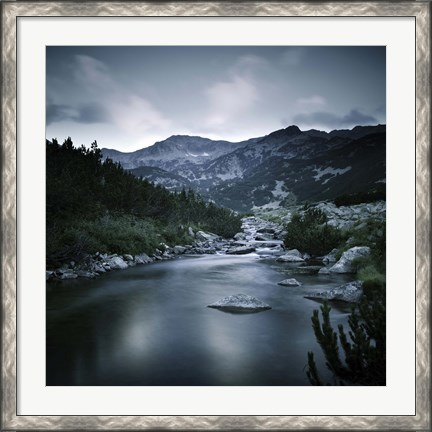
204,75,258,127
110,95,171,133
293,109,379,130
74,55,115,90
46,102,110,125
297,95,327,107
280,48,306,66
232,54,269,76
46,104,76,125
48,55,171,136
203,55,263,128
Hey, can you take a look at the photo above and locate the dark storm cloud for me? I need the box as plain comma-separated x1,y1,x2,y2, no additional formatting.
46,104,73,125
46,46,386,150
46,102,110,126
76,103,111,124
293,109,379,130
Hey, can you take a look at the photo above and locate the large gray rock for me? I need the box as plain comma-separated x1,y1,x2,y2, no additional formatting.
304,280,363,303
285,249,302,257
234,232,246,240
208,293,271,312
56,270,78,280
226,246,256,255
278,278,301,287
195,231,220,242
322,248,338,264
135,253,152,264
173,245,187,255
329,246,371,273
106,255,129,270
277,254,305,263
76,270,97,279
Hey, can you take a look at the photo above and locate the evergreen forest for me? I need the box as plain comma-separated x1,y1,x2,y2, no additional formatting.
46,138,241,267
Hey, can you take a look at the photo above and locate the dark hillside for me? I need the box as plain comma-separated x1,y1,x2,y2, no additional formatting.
46,138,241,266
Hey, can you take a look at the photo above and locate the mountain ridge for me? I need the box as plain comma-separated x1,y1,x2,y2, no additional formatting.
101,124,386,211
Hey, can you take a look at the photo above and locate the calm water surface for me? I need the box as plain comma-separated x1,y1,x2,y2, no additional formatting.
46,254,353,385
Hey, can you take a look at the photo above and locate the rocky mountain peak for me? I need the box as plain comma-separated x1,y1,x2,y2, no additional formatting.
265,125,302,141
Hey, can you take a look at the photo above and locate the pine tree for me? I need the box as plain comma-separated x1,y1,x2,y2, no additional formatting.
306,286,385,386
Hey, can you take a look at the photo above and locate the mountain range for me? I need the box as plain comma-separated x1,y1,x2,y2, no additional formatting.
101,124,386,212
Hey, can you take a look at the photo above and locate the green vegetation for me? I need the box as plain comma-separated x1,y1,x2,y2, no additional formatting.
283,208,343,256
306,285,385,385
305,215,386,386
46,138,241,267
334,188,385,207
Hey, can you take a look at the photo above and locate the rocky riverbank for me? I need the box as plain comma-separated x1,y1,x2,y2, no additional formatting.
48,201,384,306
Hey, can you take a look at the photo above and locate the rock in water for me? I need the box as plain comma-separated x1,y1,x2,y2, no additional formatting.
208,293,271,312
226,246,256,255
329,246,371,273
283,266,322,275
304,280,363,303
322,248,338,264
278,278,302,286
277,254,305,263
106,255,129,270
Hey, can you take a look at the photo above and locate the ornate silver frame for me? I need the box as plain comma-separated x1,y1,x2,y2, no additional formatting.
1,2,430,430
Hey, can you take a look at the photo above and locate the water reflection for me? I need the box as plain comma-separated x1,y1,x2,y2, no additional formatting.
47,255,352,385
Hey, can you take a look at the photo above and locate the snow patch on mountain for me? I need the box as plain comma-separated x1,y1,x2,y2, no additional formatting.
271,180,290,199
313,166,352,184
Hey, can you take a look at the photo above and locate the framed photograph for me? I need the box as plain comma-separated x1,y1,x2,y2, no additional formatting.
1,1,430,430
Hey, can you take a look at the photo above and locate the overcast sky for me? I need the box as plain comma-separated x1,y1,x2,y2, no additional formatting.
46,46,385,151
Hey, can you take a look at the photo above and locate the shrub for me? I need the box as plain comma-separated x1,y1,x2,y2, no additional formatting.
284,208,343,256
358,264,386,290
334,189,385,207
307,285,386,386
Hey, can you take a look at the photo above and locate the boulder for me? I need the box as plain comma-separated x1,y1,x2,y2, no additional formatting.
46,271,54,281
173,245,187,255
277,254,305,263
188,227,195,237
135,253,152,264
106,255,128,270
322,248,338,264
208,293,271,312
56,270,78,280
304,280,363,303
226,246,256,255
195,231,220,242
123,254,134,262
285,249,302,257
234,232,246,240
76,270,97,279
329,246,371,273
278,278,302,287
92,263,106,273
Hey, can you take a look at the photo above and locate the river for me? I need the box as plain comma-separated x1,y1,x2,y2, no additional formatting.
47,253,354,386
